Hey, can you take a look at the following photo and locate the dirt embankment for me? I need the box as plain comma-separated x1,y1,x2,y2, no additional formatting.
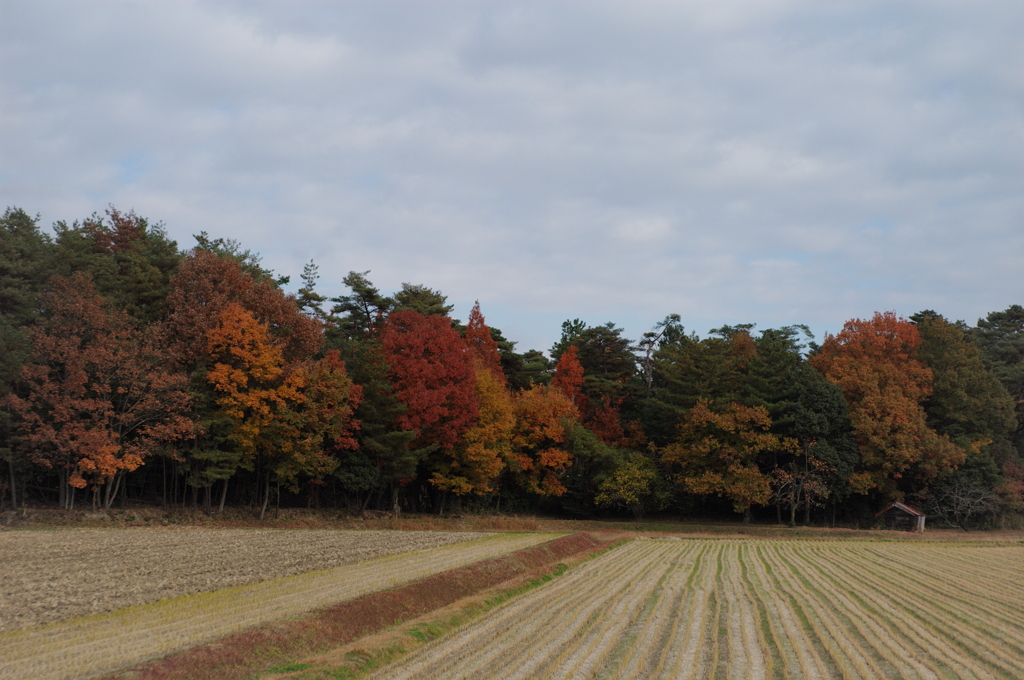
103,532,614,680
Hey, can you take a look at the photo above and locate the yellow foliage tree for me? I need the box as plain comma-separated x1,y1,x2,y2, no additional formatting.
431,365,514,496
663,399,797,522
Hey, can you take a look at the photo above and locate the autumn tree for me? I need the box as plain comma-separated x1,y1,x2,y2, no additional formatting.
206,304,359,518
463,302,503,378
380,309,479,509
810,311,964,500
432,366,512,501
662,400,797,522
382,310,479,450
552,345,586,409
280,350,362,497
429,304,513,501
509,384,579,496
160,248,323,504
4,273,193,509
595,451,668,520
162,249,322,371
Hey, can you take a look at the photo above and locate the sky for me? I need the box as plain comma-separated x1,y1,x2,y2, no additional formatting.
3,1,1023,354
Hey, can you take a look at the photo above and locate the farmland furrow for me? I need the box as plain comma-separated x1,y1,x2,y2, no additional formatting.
723,544,766,680
868,545,1024,607
809,546,1016,679
597,541,699,680
813,547,1006,680
0,532,560,680
379,540,667,680
797,545,968,680
768,544,902,679
737,547,785,680
754,545,834,679
645,543,716,680
496,542,673,680
861,545,1024,623
353,539,1024,680
538,547,673,679
616,542,709,680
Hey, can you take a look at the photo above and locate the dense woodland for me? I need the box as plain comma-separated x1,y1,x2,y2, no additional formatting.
2,206,1024,529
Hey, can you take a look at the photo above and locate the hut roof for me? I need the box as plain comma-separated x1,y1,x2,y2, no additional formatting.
875,501,925,517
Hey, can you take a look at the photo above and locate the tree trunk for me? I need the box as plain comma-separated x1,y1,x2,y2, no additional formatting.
259,477,270,521
742,507,752,524
218,477,229,514
104,471,124,510
8,457,17,512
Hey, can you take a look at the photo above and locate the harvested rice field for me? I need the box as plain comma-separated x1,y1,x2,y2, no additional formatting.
0,531,561,680
376,538,1024,680
0,527,499,632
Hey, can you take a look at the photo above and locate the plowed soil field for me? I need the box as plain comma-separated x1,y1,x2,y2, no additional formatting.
0,528,495,632
377,538,1024,680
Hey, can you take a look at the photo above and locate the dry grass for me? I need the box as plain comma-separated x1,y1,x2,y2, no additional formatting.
375,538,1024,680
0,532,562,680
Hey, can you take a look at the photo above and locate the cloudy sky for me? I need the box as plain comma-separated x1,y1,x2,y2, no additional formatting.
3,1,1023,353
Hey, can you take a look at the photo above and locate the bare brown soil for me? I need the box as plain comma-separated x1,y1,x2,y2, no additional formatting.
0,528,493,632
99,532,612,680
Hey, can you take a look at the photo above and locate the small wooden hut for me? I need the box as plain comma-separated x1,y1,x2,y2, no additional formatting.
876,502,926,532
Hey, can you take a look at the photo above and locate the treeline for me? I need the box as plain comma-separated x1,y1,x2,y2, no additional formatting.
2,207,1023,528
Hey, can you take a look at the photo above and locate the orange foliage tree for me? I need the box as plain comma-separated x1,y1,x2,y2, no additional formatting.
810,311,964,499
4,273,193,509
552,345,586,409
510,384,580,495
206,304,360,518
663,399,796,522
433,366,513,497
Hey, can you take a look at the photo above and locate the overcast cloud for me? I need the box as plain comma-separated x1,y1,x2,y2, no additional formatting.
2,1,1023,352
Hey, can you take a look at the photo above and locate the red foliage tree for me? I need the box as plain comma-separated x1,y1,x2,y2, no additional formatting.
464,301,503,380
381,310,479,452
3,273,193,509
162,250,322,370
